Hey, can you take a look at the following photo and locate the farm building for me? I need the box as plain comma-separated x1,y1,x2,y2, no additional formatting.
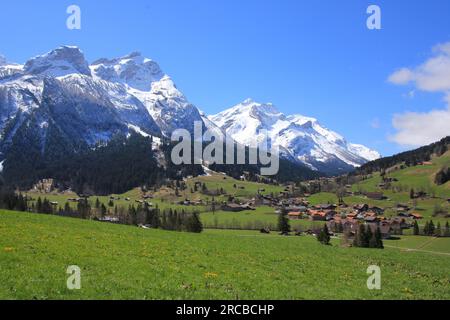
288,212,303,220
366,192,385,200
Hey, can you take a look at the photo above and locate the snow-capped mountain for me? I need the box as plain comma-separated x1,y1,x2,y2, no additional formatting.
209,99,380,174
0,46,164,157
91,52,204,136
0,45,379,179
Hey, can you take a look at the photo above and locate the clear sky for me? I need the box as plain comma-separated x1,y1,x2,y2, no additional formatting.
1,0,449,156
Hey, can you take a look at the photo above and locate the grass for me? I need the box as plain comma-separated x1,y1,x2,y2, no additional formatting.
384,236,450,254
1,210,449,300
24,172,284,214
201,207,322,231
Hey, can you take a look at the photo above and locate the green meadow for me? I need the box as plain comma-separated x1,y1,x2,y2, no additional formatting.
1,210,449,300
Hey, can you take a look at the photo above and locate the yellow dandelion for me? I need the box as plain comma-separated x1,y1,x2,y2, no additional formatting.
4,247,14,252
204,272,219,279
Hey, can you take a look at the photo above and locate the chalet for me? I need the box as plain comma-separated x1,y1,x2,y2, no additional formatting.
346,213,357,219
354,204,369,212
398,212,411,218
309,210,336,221
369,206,384,215
288,212,303,220
366,192,385,200
310,210,327,221
397,203,411,210
286,206,308,213
411,213,423,220
364,216,378,223
367,223,392,239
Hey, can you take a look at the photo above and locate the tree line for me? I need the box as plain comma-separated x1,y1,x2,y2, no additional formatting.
0,189,203,234
354,136,449,176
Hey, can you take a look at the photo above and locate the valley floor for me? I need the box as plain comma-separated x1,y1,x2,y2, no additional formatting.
0,210,449,300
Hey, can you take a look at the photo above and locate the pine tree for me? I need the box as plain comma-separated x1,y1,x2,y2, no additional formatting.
413,220,420,235
353,224,368,248
187,211,203,233
278,211,291,234
375,226,384,249
429,220,435,236
366,225,374,247
444,222,450,237
423,221,430,236
436,222,442,237
101,203,107,217
36,197,43,213
317,224,331,245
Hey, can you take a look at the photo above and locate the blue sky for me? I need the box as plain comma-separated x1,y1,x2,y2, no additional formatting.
1,0,449,156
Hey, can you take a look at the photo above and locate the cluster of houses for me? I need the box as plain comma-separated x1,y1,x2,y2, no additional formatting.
282,200,423,239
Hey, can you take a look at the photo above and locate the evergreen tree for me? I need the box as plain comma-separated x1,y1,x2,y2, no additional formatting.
444,222,450,237
353,224,367,248
436,222,442,237
423,221,430,236
365,225,373,247
374,226,384,249
42,198,53,215
101,203,107,217
317,224,331,245
277,211,291,234
36,197,43,213
413,220,420,235
429,220,435,236
187,211,203,233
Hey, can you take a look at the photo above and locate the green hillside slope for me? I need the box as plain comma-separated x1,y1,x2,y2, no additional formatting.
0,211,449,300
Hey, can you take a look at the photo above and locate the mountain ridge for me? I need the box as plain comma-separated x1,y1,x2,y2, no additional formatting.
209,99,380,174
0,46,379,181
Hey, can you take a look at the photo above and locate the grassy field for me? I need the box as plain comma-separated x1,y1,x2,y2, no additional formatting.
24,172,284,214
1,210,449,300
201,207,323,231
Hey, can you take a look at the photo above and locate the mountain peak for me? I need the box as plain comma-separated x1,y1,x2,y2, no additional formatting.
24,46,91,77
0,54,6,66
210,100,380,173
90,52,164,91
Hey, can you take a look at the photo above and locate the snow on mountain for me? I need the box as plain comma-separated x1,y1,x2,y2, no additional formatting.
90,52,164,91
0,55,23,79
209,99,380,173
0,46,380,176
0,47,162,156
24,46,91,78
91,52,204,136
